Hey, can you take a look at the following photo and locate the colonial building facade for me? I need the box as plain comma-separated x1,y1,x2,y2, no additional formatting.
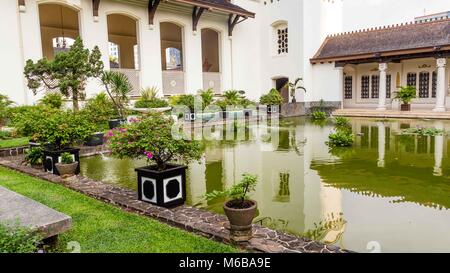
1,0,449,112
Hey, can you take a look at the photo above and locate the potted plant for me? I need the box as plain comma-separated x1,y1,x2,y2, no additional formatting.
106,112,202,207
24,147,44,169
394,86,416,111
34,110,94,175
55,152,79,176
259,88,284,114
100,71,133,129
173,94,198,122
205,173,258,242
285,77,307,103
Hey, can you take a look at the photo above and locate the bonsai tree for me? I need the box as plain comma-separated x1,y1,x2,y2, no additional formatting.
106,112,202,171
24,37,104,112
100,71,133,119
260,88,284,106
285,78,307,103
394,86,416,106
205,173,258,208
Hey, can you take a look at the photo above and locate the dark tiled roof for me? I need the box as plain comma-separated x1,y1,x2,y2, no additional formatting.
175,0,255,17
311,18,450,63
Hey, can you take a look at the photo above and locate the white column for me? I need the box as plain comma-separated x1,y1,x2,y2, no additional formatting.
434,121,444,176
377,122,386,168
377,63,388,111
433,58,447,112
336,66,344,109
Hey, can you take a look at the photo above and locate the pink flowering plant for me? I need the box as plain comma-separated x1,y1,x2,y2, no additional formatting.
106,112,202,171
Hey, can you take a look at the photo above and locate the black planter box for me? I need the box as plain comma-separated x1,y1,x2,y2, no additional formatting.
44,148,80,175
84,132,104,146
184,113,196,122
109,118,127,129
267,105,280,114
136,164,187,208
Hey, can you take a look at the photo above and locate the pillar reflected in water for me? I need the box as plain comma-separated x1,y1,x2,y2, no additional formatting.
377,122,386,168
433,121,444,177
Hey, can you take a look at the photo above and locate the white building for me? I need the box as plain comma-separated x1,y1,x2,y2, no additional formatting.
1,0,449,112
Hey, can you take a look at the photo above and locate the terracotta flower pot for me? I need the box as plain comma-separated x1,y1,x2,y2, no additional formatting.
223,200,257,242
401,104,411,111
55,162,79,176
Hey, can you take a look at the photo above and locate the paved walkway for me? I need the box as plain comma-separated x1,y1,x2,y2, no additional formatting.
0,156,348,253
333,109,450,119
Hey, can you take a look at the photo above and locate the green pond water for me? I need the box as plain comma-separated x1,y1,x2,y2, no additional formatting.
80,117,450,253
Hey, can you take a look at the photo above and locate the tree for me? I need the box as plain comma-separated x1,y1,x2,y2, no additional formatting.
100,71,133,119
23,37,104,112
285,78,307,103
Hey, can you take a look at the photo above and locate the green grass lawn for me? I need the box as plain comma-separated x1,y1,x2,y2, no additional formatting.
0,167,237,253
0,137,29,148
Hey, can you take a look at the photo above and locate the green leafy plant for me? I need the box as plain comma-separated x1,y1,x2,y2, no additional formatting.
0,223,42,253
394,86,417,105
134,98,169,109
402,127,445,136
311,110,327,120
285,77,306,103
0,94,14,126
0,131,12,140
34,110,95,150
327,129,354,147
60,152,74,164
223,90,243,106
80,92,117,132
173,95,197,112
39,92,63,109
205,173,258,209
106,112,202,171
335,117,350,127
198,88,215,110
140,86,159,101
8,106,60,139
25,147,44,166
100,71,133,119
260,88,284,106
23,37,104,112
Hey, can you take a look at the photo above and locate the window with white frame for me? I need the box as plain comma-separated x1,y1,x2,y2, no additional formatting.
272,22,288,55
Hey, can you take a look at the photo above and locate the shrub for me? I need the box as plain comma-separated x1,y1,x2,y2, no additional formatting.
39,92,63,109
173,95,197,112
402,127,445,136
60,152,74,164
25,147,44,166
394,86,416,105
134,98,169,109
327,129,354,147
9,106,60,138
335,117,350,127
0,94,14,126
311,110,327,120
205,173,258,208
106,112,202,171
34,110,95,150
0,223,42,253
140,86,159,101
198,88,215,110
80,92,117,132
260,88,284,105
0,131,12,140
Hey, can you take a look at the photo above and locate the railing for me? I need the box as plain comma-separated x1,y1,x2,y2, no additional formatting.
111,68,141,96
203,72,221,93
162,70,185,95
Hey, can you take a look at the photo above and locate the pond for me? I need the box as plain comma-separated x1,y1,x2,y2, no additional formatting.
80,117,450,253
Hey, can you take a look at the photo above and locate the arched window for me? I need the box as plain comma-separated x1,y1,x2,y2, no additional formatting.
160,22,184,71
107,14,139,70
201,28,220,72
272,22,288,55
38,3,80,59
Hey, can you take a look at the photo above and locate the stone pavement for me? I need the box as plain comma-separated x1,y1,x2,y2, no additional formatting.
0,156,348,253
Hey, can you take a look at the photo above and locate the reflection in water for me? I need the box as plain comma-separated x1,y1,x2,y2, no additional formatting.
81,117,450,252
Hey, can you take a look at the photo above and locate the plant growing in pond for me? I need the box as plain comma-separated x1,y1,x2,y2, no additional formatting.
401,127,445,136
39,92,63,109
60,152,75,164
335,117,350,127
106,112,202,171
327,129,354,147
24,37,104,112
284,77,306,103
259,88,284,106
205,173,258,209
25,147,44,166
0,223,42,253
394,86,416,105
100,71,133,119
311,110,327,120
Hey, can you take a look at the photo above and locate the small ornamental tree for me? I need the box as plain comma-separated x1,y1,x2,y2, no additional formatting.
106,113,202,171
24,37,104,112
285,77,306,103
260,88,284,106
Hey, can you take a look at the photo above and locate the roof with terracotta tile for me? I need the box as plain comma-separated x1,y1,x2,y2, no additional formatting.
311,17,450,63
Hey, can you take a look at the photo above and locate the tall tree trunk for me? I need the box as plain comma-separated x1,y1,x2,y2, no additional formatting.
72,92,79,112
